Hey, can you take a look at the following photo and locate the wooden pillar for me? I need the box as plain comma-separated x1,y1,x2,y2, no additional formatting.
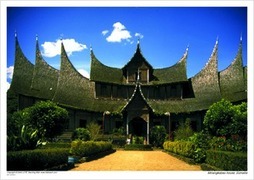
126,115,129,136
147,114,149,144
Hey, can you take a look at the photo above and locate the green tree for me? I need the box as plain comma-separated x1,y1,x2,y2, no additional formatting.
7,90,19,136
9,101,69,141
231,102,247,140
203,99,247,139
203,99,234,137
174,119,194,141
150,125,167,147
28,101,69,140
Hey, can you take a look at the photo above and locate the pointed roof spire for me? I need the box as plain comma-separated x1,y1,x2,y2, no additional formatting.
90,44,96,58
136,38,141,54
184,44,189,56
211,37,219,55
15,30,17,38
36,34,38,41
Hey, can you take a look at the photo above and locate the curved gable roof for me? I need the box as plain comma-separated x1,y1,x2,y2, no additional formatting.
219,39,247,102
10,36,34,96
90,49,123,84
152,48,188,84
191,40,221,102
30,39,59,100
52,42,93,108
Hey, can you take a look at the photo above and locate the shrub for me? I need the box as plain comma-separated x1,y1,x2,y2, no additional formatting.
9,101,69,142
72,128,91,141
204,99,247,139
174,119,194,141
87,122,101,141
132,136,144,144
206,150,247,171
7,125,40,151
124,144,153,151
7,148,70,170
70,140,112,157
209,136,247,152
188,131,211,163
200,163,223,171
149,125,167,147
163,141,196,159
38,142,71,149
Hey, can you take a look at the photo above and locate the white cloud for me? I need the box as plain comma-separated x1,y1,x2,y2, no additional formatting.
135,33,144,39
102,30,109,36
7,66,14,80
41,38,87,58
78,69,90,79
106,22,132,43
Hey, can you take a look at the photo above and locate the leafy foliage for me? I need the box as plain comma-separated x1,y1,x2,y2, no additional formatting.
163,141,196,159
28,101,69,140
204,99,247,139
206,150,247,171
8,101,69,151
209,136,247,152
86,122,101,141
70,140,112,157
124,144,153,151
132,136,144,145
72,128,91,141
174,119,194,141
7,125,40,151
7,148,70,170
231,102,247,139
188,131,211,163
149,125,167,147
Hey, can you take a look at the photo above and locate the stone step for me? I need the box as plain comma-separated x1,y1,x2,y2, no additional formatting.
57,131,73,142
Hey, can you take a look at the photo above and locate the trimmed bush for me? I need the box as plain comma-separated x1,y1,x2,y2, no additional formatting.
70,140,112,157
163,141,196,158
124,144,153,151
38,142,71,149
200,163,223,171
206,150,247,171
7,148,70,170
72,128,91,141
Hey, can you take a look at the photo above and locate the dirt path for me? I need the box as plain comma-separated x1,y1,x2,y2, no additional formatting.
71,150,201,171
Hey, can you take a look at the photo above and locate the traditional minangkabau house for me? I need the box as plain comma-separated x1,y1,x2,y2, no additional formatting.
8,34,247,143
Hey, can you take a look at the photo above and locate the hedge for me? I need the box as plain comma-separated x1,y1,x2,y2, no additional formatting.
7,148,70,171
206,150,247,171
38,142,71,149
163,141,196,158
69,140,112,157
124,144,153,151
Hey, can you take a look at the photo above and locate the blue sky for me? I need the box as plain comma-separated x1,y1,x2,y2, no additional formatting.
7,7,247,87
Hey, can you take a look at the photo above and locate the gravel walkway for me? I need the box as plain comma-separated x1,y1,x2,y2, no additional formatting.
71,150,201,171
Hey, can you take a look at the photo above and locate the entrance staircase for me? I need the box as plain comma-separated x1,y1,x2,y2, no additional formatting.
57,131,73,142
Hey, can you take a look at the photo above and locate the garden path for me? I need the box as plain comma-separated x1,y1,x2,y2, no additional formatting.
70,150,201,171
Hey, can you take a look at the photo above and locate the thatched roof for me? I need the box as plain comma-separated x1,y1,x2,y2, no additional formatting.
9,37,247,115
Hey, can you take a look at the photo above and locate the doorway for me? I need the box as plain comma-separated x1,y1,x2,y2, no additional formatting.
129,117,147,136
